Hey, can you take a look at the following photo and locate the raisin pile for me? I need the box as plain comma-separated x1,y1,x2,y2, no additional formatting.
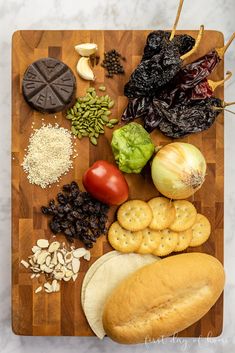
41,181,109,248
101,49,125,78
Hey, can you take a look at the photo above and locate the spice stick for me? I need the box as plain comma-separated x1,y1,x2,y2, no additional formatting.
181,25,204,60
208,71,232,91
215,32,235,58
224,101,235,108
169,0,184,41
212,101,235,116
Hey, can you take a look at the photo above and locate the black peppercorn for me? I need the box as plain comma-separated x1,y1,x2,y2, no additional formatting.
101,49,126,78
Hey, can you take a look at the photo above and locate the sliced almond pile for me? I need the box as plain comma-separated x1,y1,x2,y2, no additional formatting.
20,239,91,294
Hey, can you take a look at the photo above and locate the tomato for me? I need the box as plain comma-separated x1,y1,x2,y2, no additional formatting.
82,160,129,205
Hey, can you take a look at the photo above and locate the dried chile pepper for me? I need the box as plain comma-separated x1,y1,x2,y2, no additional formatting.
156,50,221,106
122,95,225,139
124,26,204,99
155,97,223,138
124,42,182,98
122,27,235,137
142,31,195,60
191,71,232,100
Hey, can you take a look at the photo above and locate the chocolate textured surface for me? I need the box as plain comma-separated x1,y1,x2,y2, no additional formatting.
22,57,76,113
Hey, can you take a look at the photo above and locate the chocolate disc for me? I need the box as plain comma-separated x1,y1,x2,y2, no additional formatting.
22,57,76,113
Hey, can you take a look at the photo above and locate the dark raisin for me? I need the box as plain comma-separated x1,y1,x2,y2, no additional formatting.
62,184,71,192
41,206,49,214
71,181,79,190
41,181,109,248
63,204,72,213
64,228,72,237
74,195,84,206
57,192,67,204
50,221,61,234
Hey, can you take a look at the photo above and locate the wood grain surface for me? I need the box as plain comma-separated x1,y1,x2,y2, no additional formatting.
12,30,224,337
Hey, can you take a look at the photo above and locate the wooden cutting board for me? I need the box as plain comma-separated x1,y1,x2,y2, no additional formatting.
12,30,224,337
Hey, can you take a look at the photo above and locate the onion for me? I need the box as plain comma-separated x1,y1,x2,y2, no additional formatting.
151,142,206,199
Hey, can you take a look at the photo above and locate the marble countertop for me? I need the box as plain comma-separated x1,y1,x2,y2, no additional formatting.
1,0,235,352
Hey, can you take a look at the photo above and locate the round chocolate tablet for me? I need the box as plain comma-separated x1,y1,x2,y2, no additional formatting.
22,57,76,114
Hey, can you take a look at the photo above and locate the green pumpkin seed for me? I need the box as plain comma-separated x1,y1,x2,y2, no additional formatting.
99,85,106,91
101,115,109,122
90,136,97,145
98,120,105,126
108,101,115,109
71,126,77,135
83,111,90,118
109,119,119,124
66,88,116,142
87,87,95,93
88,99,96,105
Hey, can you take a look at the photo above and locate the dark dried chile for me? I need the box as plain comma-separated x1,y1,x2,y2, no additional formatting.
178,50,221,90
122,45,224,138
124,42,181,98
41,181,109,248
155,50,221,106
142,31,195,61
156,97,222,138
124,29,198,99
122,95,223,138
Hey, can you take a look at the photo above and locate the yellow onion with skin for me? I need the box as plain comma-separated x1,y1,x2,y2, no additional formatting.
151,142,206,199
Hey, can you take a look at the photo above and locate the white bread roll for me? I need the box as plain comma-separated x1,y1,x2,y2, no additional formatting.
102,253,225,344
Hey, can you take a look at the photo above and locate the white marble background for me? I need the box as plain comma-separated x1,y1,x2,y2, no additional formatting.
0,0,235,352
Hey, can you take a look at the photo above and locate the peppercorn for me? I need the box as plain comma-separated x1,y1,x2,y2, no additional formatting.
101,49,126,78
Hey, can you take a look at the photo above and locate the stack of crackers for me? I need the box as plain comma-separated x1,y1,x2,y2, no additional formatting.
108,197,211,256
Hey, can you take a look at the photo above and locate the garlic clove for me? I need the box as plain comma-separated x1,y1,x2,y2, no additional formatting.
75,43,98,57
76,57,95,81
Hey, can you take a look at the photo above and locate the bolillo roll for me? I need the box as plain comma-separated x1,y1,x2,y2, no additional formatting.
102,253,225,344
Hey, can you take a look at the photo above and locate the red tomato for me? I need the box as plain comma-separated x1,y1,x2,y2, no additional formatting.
82,160,129,205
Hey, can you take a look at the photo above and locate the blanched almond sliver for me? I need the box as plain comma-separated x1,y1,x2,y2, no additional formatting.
37,239,49,248
48,241,60,253
52,280,58,292
72,258,80,274
57,252,65,265
20,260,29,268
45,256,51,267
35,286,42,293
73,248,87,258
32,246,41,253
84,251,91,261
37,251,50,265
72,273,78,282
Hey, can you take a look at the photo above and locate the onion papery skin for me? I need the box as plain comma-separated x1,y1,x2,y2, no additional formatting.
151,142,207,199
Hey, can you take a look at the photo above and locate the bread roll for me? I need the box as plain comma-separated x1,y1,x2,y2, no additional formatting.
102,253,225,344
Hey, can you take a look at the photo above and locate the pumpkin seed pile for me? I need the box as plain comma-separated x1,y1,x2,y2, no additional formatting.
66,87,118,145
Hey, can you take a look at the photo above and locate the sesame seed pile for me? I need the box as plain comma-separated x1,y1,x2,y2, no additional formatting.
22,124,75,188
